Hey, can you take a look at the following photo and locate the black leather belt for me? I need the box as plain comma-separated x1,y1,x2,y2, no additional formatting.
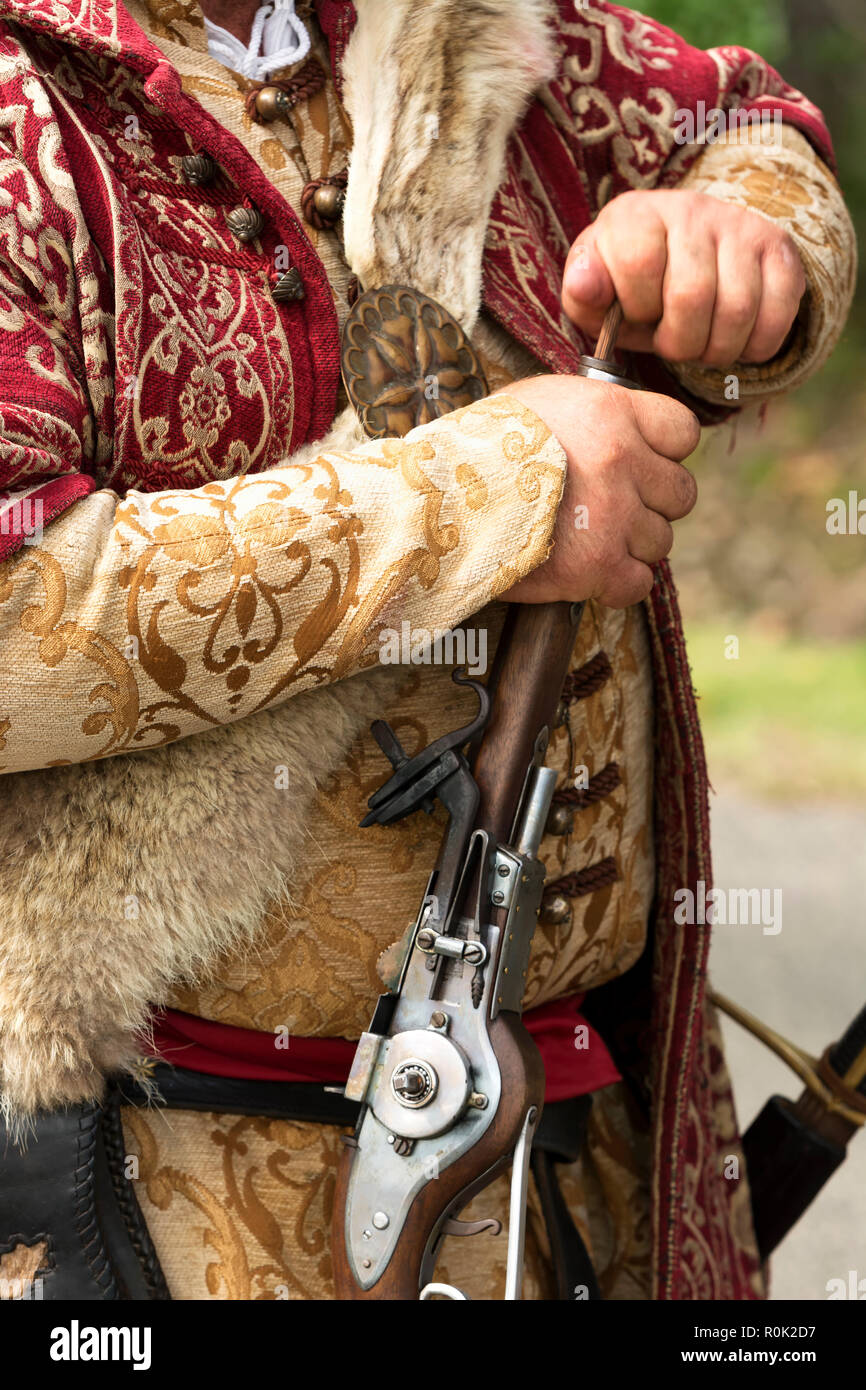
118,1062,361,1124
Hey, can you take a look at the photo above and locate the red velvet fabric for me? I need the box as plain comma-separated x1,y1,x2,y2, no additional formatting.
147,995,621,1102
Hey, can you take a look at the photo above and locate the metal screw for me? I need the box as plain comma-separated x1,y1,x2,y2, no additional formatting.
497,864,510,877
492,890,505,904
430,1010,446,1029
469,1092,488,1110
362,1258,372,1269
373,1212,389,1230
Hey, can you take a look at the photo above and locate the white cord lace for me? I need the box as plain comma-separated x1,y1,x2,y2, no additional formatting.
204,1,311,81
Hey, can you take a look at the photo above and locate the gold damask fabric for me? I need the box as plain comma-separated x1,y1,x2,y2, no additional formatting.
169,597,654,1034
0,395,565,772
121,1077,649,1300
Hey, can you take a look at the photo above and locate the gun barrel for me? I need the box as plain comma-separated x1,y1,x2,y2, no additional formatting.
514,765,558,858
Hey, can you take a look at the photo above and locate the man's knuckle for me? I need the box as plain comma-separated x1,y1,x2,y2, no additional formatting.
665,277,714,315
616,238,665,282
718,292,757,329
675,408,702,455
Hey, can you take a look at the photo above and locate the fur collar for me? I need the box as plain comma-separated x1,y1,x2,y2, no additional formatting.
341,0,556,330
0,0,557,1126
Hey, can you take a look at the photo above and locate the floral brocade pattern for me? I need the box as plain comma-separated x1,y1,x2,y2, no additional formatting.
0,397,565,769
121,1078,650,1301
170,599,655,1036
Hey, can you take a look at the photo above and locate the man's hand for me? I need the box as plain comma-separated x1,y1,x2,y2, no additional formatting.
499,375,700,607
562,190,806,368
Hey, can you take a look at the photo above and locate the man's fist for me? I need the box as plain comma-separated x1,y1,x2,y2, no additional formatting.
498,375,700,607
562,189,806,368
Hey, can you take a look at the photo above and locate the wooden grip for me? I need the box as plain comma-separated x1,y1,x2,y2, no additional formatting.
472,602,583,842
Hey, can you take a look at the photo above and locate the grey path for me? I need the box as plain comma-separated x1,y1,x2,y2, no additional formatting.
708,786,866,1301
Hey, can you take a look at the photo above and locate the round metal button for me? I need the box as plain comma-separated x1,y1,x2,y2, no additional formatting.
545,804,575,838
540,892,571,926
271,267,305,303
181,153,216,186
225,205,264,243
313,183,343,221
254,86,289,122
372,1212,389,1230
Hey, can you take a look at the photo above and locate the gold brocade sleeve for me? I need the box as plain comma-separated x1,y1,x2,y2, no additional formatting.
669,124,857,407
0,395,565,774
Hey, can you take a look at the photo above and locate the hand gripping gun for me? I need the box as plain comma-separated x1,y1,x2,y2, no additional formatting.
332,302,635,1300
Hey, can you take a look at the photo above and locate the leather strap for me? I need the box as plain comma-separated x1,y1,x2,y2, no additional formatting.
118,1062,361,1125
530,1095,602,1300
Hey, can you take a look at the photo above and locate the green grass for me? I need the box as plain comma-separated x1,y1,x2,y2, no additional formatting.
685,621,866,799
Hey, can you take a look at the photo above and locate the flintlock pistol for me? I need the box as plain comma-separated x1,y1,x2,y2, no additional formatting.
332,300,634,1300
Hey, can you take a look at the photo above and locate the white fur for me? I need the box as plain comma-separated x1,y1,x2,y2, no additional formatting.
342,0,558,330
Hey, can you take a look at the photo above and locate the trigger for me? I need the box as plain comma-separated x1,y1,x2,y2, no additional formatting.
442,1216,502,1238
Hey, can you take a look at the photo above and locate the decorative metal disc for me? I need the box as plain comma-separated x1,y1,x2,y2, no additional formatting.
341,284,489,439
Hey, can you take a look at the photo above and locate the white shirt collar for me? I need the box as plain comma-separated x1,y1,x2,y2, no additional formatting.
204,1,311,81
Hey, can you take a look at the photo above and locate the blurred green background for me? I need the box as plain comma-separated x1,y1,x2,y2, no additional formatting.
648,0,865,798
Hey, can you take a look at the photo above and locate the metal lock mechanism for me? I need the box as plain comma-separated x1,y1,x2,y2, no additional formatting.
391,1058,437,1108
371,1029,473,1140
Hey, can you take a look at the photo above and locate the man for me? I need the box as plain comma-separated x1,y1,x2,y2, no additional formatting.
0,0,855,1300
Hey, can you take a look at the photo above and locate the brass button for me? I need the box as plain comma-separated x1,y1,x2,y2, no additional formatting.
301,177,347,230
225,205,264,242
254,86,289,122
545,805,575,838
539,892,571,926
181,153,216,186
313,183,343,222
271,267,305,303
